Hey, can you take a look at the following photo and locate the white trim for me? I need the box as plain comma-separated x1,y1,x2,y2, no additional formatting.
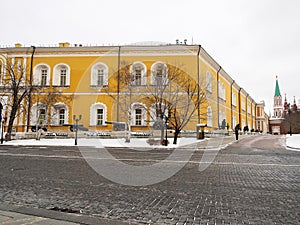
90,62,108,87
207,106,213,127
51,102,69,125
90,102,107,126
33,63,51,86
150,61,168,85
130,61,147,86
131,102,147,126
53,63,71,86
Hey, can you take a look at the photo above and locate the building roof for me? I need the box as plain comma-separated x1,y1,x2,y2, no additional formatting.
275,76,281,97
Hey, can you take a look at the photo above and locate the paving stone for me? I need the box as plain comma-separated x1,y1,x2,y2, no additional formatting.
0,135,299,224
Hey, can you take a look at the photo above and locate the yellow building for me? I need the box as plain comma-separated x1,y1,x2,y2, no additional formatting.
0,43,268,135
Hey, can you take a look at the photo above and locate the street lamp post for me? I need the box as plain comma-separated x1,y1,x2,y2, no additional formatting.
164,115,168,146
1,117,4,144
0,102,4,144
73,115,82,145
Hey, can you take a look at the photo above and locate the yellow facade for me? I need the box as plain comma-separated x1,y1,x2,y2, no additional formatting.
0,44,268,134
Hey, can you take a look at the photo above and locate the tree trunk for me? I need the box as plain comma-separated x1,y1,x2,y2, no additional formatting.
173,130,180,145
5,104,18,141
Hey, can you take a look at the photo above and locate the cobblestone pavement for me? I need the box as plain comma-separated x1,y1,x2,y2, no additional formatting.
0,135,299,224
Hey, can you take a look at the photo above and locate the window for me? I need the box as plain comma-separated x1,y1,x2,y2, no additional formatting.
130,62,147,86
59,109,65,125
232,116,237,129
232,93,237,106
39,109,46,125
207,106,212,127
218,81,226,100
151,62,168,85
150,103,168,127
131,103,147,126
242,100,246,111
90,103,107,126
135,109,142,125
206,71,212,92
97,69,104,86
50,103,68,125
33,64,50,86
30,103,47,126
41,69,48,86
53,64,70,86
91,63,108,87
60,69,67,86
219,111,226,129
97,108,104,125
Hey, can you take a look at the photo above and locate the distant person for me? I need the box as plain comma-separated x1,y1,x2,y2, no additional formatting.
235,124,241,140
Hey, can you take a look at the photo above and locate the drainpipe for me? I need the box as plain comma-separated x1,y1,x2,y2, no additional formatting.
251,100,254,130
238,88,242,126
117,46,121,122
26,46,36,132
217,66,221,129
197,45,201,124
245,93,249,128
254,103,257,131
230,80,235,130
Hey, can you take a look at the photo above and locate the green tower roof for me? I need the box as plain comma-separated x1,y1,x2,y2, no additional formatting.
275,77,281,97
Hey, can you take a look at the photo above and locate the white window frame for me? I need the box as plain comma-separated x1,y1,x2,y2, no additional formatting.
207,106,213,127
30,103,48,126
53,63,70,87
150,62,168,86
90,102,107,126
130,62,147,86
206,71,212,92
50,103,69,125
131,103,147,126
33,63,51,86
91,63,108,87
232,93,237,106
242,100,246,111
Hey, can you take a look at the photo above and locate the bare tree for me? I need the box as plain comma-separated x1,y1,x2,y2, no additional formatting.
0,57,73,141
105,61,139,142
282,110,300,134
106,62,207,145
31,88,73,140
146,64,207,144
0,58,30,141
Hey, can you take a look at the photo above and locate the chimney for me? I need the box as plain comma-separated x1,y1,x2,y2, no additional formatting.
59,42,70,47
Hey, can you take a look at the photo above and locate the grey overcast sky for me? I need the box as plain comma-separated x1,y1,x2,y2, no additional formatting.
1,0,300,113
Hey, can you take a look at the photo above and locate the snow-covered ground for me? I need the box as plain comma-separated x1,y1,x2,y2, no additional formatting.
2,134,300,149
286,134,300,150
2,137,201,149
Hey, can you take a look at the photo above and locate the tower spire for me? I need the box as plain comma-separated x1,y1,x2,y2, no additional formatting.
274,76,281,97
273,76,283,118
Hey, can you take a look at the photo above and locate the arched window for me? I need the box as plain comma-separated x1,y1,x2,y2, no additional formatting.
206,71,212,92
130,62,147,86
150,103,168,127
150,62,168,85
222,83,226,100
50,103,69,125
91,63,108,87
90,102,107,126
207,106,212,127
53,63,70,86
33,63,51,86
232,93,237,106
131,103,147,126
30,103,47,126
